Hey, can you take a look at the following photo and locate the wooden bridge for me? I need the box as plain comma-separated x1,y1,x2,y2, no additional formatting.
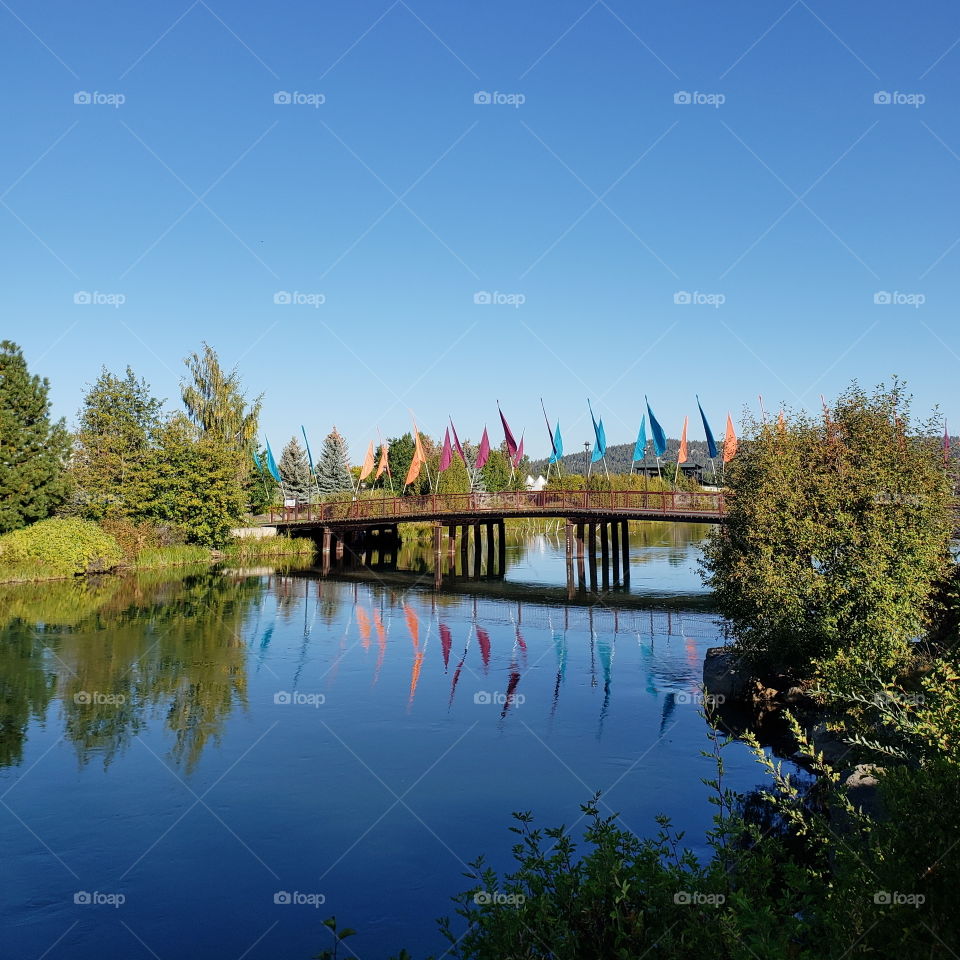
264,489,725,591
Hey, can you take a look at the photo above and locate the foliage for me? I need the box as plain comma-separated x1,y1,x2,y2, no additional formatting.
0,341,70,532
68,367,164,521
100,517,187,561
480,450,511,492
0,518,122,577
222,534,316,563
701,381,954,681
139,415,247,547
316,428,353,494
428,448,471,495
279,436,314,502
135,544,211,567
248,445,280,514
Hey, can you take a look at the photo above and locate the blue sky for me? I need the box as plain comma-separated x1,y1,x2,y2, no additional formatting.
3,0,959,458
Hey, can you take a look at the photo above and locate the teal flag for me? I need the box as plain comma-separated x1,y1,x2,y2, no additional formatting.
252,450,263,473
633,415,647,462
588,400,606,462
645,397,667,457
696,395,718,459
265,438,282,482
301,426,316,473
549,422,563,464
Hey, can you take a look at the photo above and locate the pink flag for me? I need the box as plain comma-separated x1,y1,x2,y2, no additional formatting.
498,405,518,461
476,427,491,468
513,432,525,467
439,427,453,471
449,419,467,464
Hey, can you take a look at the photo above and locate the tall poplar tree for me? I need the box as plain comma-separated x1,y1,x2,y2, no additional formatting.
0,341,69,532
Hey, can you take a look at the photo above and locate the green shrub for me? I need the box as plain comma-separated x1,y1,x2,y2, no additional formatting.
0,518,122,577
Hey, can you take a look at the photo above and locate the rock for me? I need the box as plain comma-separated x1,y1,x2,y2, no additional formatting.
844,764,885,819
809,722,853,768
703,647,750,702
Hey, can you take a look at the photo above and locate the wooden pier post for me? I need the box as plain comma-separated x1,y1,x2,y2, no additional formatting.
611,520,620,584
473,521,482,579
486,521,495,576
621,520,630,583
460,523,469,576
587,522,598,590
432,523,443,589
497,519,506,576
565,520,575,597
600,521,610,589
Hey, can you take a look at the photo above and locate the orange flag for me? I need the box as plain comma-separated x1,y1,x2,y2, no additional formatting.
375,441,389,478
677,416,689,464
358,441,376,483
722,414,738,463
404,419,427,487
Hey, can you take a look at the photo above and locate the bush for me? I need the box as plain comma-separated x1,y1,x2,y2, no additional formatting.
0,518,122,577
99,518,188,561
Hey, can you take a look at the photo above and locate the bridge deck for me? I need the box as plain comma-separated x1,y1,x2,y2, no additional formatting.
265,489,725,530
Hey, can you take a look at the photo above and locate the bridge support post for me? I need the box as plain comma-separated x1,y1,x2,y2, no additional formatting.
497,519,506,576
448,524,456,570
622,520,631,583
565,520,575,597
486,521,495,576
600,521,610,589
432,523,443,589
576,522,585,590
460,524,469,576
611,520,620,584
587,522,598,590
473,521,482,579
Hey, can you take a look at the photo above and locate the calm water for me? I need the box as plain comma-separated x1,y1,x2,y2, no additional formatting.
0,524,771,959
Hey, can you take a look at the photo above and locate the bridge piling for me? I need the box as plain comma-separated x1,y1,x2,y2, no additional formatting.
486,521,495,576
497,520,506,576
432,523,443,589
587,522,598,590
621,520,630,583
473,521,482,579
600,522,610,589
611,520,620,584
460,523,469,576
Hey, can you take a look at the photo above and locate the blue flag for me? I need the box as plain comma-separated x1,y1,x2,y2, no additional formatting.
588,400,606,462
264,438,282,483
549,421,564,464
696,395,718,459
301,425,315,473
646,397,667,458
253,450,263,473
633,415,647,462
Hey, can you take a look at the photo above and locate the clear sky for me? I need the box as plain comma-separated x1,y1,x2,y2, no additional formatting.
3,0,959,458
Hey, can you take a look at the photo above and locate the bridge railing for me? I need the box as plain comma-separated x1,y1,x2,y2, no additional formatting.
268,489,725,525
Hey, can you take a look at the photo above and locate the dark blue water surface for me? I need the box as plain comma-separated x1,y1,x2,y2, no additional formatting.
0,525,770,959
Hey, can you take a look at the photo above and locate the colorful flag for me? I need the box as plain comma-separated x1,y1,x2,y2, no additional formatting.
498,404,519,461
376,440,389,478
633,415,647,463
449,419,467,465
476,426,491,469
696,396,718,459
358,441,376,482
541,399,556,460
549,422,563,464
301,426,315,473
677,415,689,464
405,417,427,487
723,414,738,463
253,450,264,474
588,400,606,462
513,432,525,467
439,427,453,471
265,438,282,482
645,398,667,458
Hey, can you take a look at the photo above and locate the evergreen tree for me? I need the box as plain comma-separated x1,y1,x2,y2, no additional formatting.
315,427,352,494
480,449,512,493
278,436,313,502
69,367,163,520
0,341,69,532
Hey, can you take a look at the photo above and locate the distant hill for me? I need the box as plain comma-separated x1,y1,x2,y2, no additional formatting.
528,438,721,476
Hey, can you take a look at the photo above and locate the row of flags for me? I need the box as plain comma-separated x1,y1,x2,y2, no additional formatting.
255,397,742,492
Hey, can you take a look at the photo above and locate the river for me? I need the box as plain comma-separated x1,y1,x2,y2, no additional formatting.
0,522,777,959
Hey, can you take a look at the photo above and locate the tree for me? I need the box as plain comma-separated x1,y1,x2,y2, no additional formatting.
480,449,512,492
315,428,352,494
0,341,69,532
69,367,163,520
278,436,313,502
701,380,954,683
141,415,246,546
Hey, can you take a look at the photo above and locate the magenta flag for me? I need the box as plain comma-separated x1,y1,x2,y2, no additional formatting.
476,427,491,468
449,418,467,464
439,427,453,471
498,405,518,460
513,432,525,467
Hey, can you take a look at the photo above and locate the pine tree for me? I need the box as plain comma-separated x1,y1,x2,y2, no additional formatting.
0,341,70,532
315,427,352,494
278,436,313,502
